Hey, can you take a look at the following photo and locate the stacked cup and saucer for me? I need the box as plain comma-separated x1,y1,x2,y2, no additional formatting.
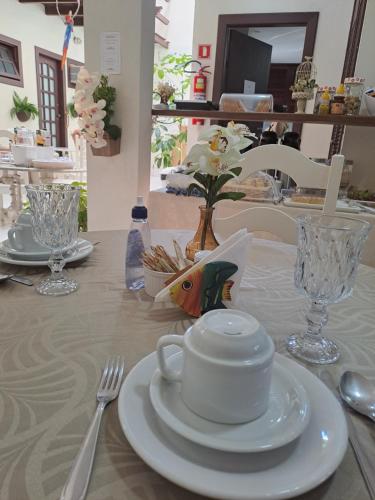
118,309,349,500
0,212,93,266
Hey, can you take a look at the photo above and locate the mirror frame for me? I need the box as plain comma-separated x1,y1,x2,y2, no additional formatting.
212,12,319,107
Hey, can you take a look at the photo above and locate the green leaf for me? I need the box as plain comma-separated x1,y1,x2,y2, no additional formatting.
193,172,209,188
211,174,234,196
187,182,208,200
214,191,246,203
230,167,242,177
158,69,165,80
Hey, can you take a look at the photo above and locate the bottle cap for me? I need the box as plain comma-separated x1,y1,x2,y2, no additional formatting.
132,196,147,219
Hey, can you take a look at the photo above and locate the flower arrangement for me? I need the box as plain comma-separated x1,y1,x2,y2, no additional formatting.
290,57,318,112
185,122,255,206
290,78,317,100
92,75,121,141
73,67,107,149
156,81,176,105
184,122,256,259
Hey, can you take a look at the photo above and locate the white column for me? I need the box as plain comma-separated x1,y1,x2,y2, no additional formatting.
84,0,155,230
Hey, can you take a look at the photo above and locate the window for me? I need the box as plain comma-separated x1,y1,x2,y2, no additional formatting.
67,58,84,88
0,34,23,87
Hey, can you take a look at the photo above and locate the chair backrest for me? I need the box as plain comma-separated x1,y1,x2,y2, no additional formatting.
237,144,344,215
214,206,297,245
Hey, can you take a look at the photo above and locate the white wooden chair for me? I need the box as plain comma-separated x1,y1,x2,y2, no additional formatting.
214,144,344,244
215,206,298,244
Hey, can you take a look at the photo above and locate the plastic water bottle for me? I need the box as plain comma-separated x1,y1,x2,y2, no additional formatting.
125,196,151,291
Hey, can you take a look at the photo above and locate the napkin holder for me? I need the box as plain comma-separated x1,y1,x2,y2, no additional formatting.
154,230,251,317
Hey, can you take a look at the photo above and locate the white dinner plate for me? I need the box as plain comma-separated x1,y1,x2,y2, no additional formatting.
0,239,93,266
149,352,310,453
118,348,348,500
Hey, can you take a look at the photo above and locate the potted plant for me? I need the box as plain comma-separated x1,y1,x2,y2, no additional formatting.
151,53,192,173
10,92,39,122
91,75,121,156
184,122,256,260
154,81,175,110
151,123,187,168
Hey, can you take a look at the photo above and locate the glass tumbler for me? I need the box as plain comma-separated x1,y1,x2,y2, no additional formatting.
26,184,81,296
287,214,370,364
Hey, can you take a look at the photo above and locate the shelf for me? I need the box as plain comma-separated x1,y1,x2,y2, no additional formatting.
152,108,375,127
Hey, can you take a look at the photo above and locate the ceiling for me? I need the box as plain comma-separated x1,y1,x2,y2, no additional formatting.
18,0,85,26
17,0,171,44
247,26,306,64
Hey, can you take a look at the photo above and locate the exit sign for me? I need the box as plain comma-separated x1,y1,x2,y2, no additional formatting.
198,44,211,59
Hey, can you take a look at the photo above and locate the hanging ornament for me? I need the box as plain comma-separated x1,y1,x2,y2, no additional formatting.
56,0,81,69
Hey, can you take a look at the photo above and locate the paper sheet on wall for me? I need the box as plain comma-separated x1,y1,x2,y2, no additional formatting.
100,32,121,75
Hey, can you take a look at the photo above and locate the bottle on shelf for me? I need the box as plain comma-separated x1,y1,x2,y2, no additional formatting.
125,196,151,291
318,88,331,115
331,84,346,115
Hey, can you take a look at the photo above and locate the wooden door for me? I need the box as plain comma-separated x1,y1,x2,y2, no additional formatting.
35,48,66,147
225,30,272,94
267,64,298,112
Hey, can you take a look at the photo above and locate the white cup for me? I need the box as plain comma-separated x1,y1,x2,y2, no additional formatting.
8,213,47,252
157,309,274,424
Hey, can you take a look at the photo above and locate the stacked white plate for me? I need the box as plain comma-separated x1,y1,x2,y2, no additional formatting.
0,238,94,266
118,346,348,500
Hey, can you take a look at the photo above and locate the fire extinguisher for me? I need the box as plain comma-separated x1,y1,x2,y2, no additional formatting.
183,60,211,101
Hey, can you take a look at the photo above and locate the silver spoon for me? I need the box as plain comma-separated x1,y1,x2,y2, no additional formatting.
339,371,375,422
0,273,33,286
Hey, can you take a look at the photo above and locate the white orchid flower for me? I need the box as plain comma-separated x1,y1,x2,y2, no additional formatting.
185,144,242,177
198,124,254,153
73,68,107,147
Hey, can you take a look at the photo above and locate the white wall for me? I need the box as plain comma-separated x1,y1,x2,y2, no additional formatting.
154,0,195,63
84,0,155,231
0,0,84,147
191,0,355,158
341,0,375,190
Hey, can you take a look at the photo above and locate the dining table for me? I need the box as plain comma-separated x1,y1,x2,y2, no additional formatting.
1,229,375,500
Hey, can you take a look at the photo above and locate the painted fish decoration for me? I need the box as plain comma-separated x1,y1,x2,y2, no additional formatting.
169,261,238,317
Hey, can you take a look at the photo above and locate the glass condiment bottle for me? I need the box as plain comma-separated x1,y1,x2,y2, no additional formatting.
331,84,345,115
344,77,365,115
318,88,331,115
35,130,45,147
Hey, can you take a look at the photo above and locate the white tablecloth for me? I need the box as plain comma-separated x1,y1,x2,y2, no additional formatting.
0,230,374,500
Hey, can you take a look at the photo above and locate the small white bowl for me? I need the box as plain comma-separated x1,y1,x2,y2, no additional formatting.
144,266,174,297
365,94,375,116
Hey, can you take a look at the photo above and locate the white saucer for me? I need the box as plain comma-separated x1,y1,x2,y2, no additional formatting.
2,239,75,261
0,239,93,266
118,348,348,500
149,352,310,453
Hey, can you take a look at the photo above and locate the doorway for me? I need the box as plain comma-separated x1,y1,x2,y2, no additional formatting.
35,47,67,147
213,12,319,106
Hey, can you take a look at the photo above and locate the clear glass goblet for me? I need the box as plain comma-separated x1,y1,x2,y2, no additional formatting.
287,214,370,364
25,184,81,296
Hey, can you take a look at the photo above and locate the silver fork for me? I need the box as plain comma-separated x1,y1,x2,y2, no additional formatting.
60,357,125,500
